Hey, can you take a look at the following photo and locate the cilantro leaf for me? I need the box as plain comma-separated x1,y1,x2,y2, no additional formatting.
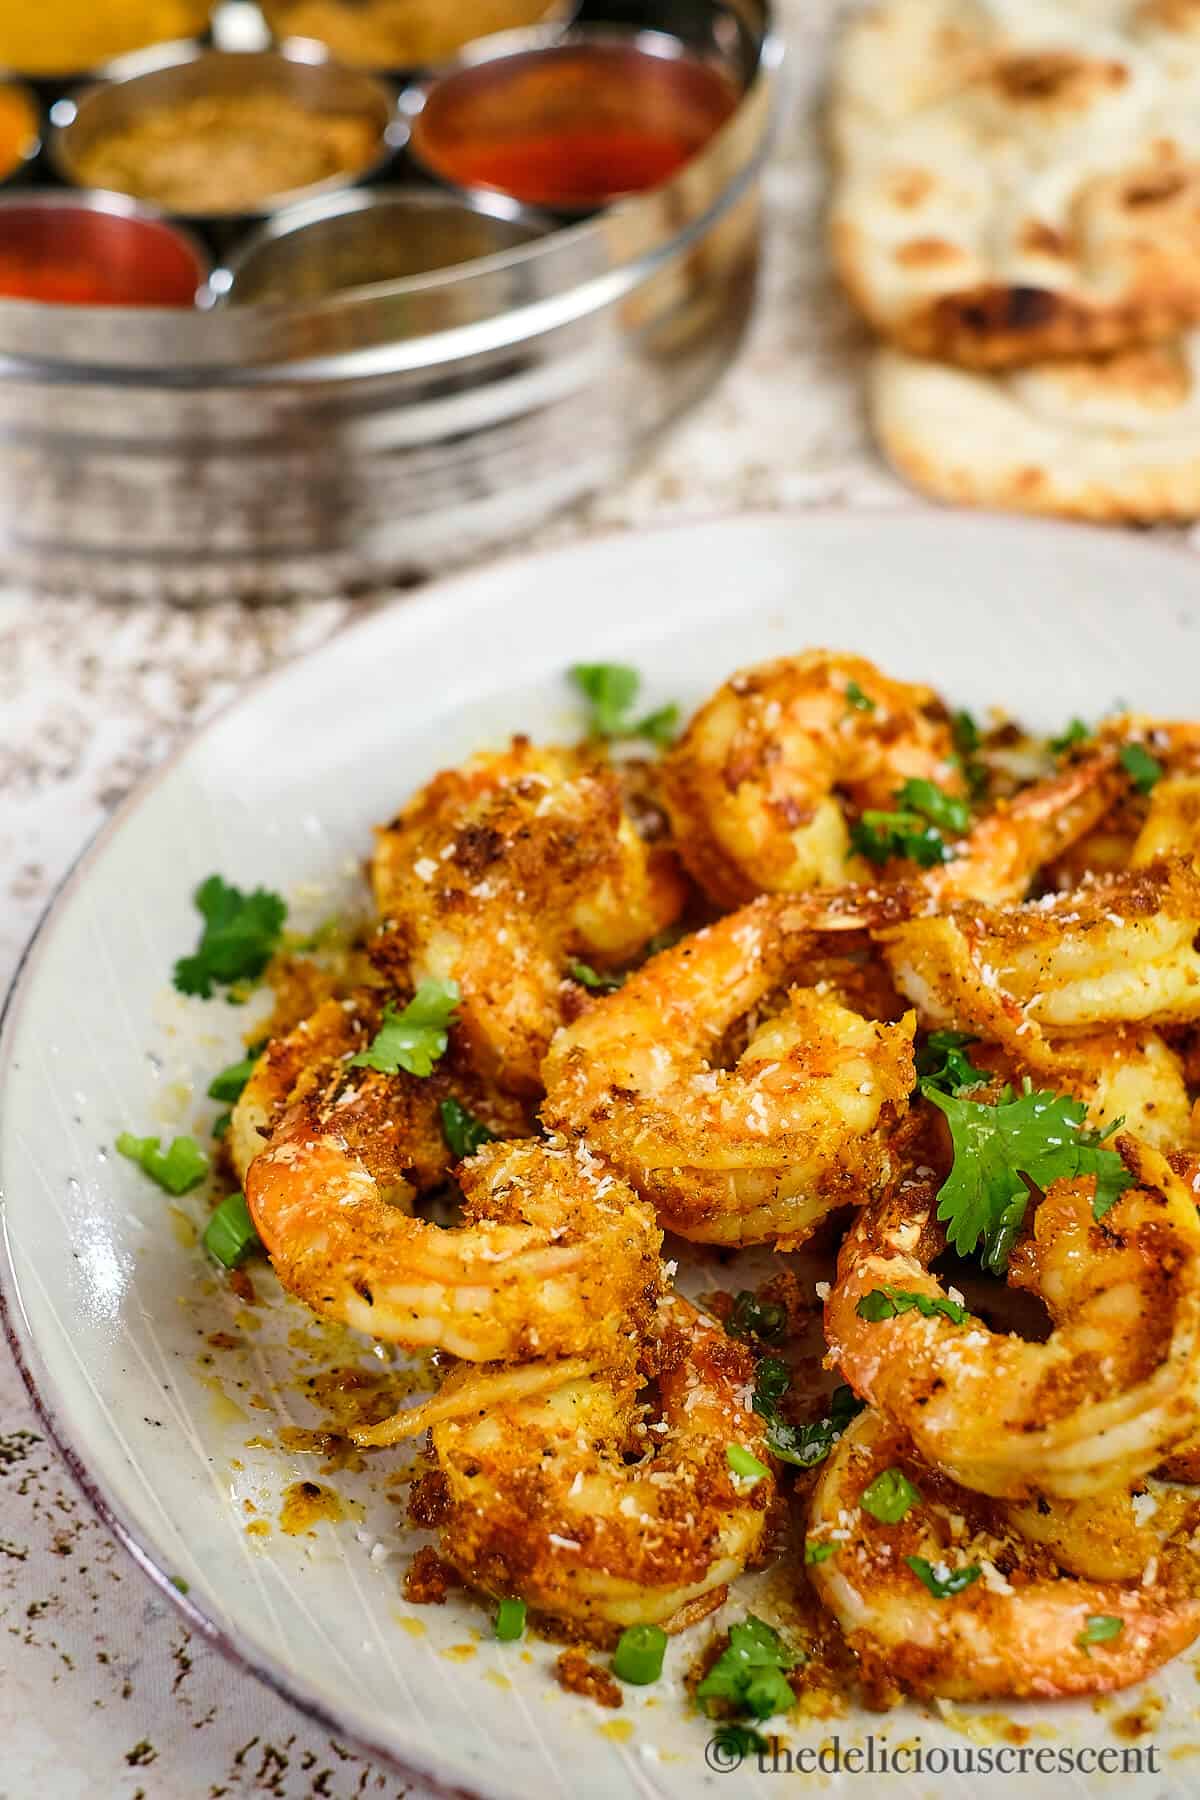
206,1054,259,1104
856,1284,967,1326
922,1082,1136,1273
753,1365,863,1470
951,710,981,756
895,779,971,837
116,1132,208,1196
727,1444,771,1483
849,811,952,869
569,665,679,745
1077,1614,1123,1653
696,1617,799,1720
568,960,625,993
845,680,875,714
1119,742,1164,794
711,1723,770,1758
438,1097,496,1160
1049,718,1090,756
906,1555,981,1598
350,981,460,1078
726,1290,787,1343
173,875,287,999
915,1029,987,1096
861,1466,921,1524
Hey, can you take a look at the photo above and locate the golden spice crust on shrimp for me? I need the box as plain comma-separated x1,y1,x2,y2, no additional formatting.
542,897,916,1246
229,990,530,1192
825,1142,1200,1501
661,652,963,907
246,1125,662,1363
431,1297,776,1637
881,858,1200,1052
371,739,687,1097
807,1410,1200,1705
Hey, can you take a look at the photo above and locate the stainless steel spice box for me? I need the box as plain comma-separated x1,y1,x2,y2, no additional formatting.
0,0,780,600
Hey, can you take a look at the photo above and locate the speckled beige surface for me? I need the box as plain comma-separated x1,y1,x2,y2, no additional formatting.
1,4,1193,1796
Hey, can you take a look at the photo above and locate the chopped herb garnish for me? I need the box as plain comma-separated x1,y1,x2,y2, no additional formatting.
116,1132,208,1196
915,1029,987,1096
612,1623,667,1685
495,1598,526,1642
895,778,971,837
805,1539,837,1565
856,1284,967,1326
906,1555,981,1598
1119,742,1164,794
845,679,875,714
726,1290,787,1343
439,1097,496,1160
350,981,460,1078
711,1723,770,1758
202,1193,260,1270
696,1616,798,1720
861,1466,921,1524
1049,718,1090,756
922,1080,1135,1273
1077,1614,1123,1652
172,875,287,1000
569,664,680,745
170,1575,189,1594
568,960,625,993
752,1364,863,1470
211,1111,232,1141
206,1054,258,1104
952,710,981,756
850,810,952,870
727,1444,771,1483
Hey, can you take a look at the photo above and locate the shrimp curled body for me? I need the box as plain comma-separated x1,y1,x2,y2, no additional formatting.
807,1410,1200,1703
431,1296,776,1636
825,1140,1200,1500
246,1122,662,1363
543,897,916,1246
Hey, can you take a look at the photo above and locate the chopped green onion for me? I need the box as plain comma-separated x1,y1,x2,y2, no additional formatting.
1049,718,1090,756
211,1111,232,1141
727,1444,771,1483
804,1540,837,1565
612,1623,667,1685
895,778,971,837
568,960,625,993
495,1598,526,1642
202,1194,261,1270
116,1132,208,1196
844,680,875,713
1077,1614,1123,1652
860,1466,921,1524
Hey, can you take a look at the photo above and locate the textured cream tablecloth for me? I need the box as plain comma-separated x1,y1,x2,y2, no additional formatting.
1,3,1188,1795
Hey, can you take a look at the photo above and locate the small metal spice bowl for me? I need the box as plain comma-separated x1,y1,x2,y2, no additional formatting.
50,44,401,225
403,24,743,216
259,0,577,76
0,79,41,189
0,190,209,305
218,185,551,308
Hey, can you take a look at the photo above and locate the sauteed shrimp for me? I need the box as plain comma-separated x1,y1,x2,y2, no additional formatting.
229,990,529,1192
661,652,964,907
542,896,916,1246
372,741,686,1096
431,1296,776,1635
825,1141,1200,1499
246,1127,662,1362
807,1410,1200,1703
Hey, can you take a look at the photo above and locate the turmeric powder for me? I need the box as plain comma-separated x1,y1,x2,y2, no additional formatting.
0,1,212,78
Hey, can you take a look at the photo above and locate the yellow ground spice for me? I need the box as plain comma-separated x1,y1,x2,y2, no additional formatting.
0,1,212,78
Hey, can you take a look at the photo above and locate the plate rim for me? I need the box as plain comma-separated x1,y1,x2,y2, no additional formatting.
4,505,1199,1794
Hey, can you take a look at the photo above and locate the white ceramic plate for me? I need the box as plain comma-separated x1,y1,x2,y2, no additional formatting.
3,513,1199,1799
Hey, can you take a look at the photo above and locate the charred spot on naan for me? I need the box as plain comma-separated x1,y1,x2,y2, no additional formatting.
987,50,1129,113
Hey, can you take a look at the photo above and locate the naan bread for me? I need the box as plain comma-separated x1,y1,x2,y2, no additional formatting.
871,336,1200,518
831,0,1200,367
